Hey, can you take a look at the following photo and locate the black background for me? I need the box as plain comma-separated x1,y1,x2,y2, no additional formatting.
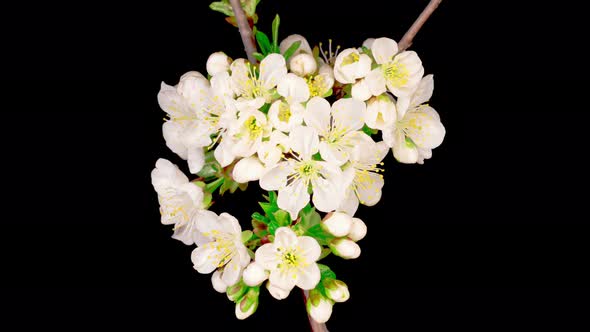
2,1,588,331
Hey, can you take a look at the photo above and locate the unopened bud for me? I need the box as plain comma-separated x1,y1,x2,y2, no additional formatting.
323,279,350,303
226,280,248,302
329,238,361,259
235,287,259,320
348,217,367,242
289,53,317,76
243,262,269,287
206,52,231,76
266,281,290,300
306,289,333,324
322,212,353,237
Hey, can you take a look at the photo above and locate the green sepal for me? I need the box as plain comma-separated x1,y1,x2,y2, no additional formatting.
272,14,280,51
252,52,265,61
241,230,254,243
283,41,301,61
322,88,333,98
256,31,271,55
319,247,331,260
259,103,271,114
272,209,292,227
251,212,269,224
205,177,225,193
304,224,335,246
318,263,337,280
362,124,379,136
209,1,234,16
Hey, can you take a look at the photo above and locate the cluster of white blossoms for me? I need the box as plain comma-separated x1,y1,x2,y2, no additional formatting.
152,32,445,324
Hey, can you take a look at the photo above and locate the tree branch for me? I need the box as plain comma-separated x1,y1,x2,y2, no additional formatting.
303,290,329,332
229,0,258,63
398,0,443,52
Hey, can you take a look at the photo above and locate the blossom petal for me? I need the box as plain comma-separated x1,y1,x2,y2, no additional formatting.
392,132,419,164
356,172,384,206
233,156,265,183
275,227,298,249
303,97,331,136
151,158,189,191
387,51,424,97
289,125,319,160
312,163,344,213
357,54,372,78
371,37,398,65
365,68,387,96
157,82,190,119
277,178,310,220
410,74,434,108
277,73,310,103
297,236,321,262
187,147,205,174
260,54,287,90
207,52,231,76
339,186,360,217
214,136,237,167
259,161,293,191
269,269,297,292
162,121,188,160
221,257,242,286
295,263,320,290
404,106,446,149
194,209,222,235
319,141,348,166
255,243,280,270
267,282,291,300
279,34,312,55
191,246,218,274
177,71,210,109
332,98,366,132
218,212,242,235
351,78,372,101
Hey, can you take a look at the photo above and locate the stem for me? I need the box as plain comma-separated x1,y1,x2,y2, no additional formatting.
398,0,443,52
229,0,258,63
303,290,329,332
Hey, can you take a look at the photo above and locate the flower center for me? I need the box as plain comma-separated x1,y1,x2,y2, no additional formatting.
351,160,384,204
341,52,360,66
276,247,308,276
306,75,327,98
382,60,409,87
243,115,263,140
203,230,237,267
277,102,292,123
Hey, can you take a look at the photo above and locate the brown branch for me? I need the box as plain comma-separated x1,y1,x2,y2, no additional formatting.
303,290,329,332
229,0,258,63
398,0,443,52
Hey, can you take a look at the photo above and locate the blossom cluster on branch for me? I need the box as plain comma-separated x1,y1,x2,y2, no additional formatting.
152,12,445,325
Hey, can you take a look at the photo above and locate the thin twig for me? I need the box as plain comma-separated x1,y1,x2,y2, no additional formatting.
398,0,443,52
303,290,329,332
229,0,258,63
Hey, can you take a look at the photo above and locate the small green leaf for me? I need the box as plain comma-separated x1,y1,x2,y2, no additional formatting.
238,182,248,192
317,263,337,280
319,247,331,260
241,230,253,243
298,204,321,231
209,1,234,16
251,212,269,224
202,191,213,209
283,41,301,61
252,52,265,61
362,124,379,136
259,103,271,114
268,221,279,236
304,224,335,246
311,152,322,161
268,191,277,203
256,31,271,55
322,88,333,98
205,177,225,193
272,210,292,227
272,14,280,50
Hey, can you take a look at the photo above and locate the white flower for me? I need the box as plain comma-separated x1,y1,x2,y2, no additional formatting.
339,136,389,216
303,97,366,166
289,53,317,77
365,93,397,130
227,109,271,158
158,71,236,173
257,131,290,167
268,73,309,132
255,227,321,294
365,37,424,98
243,261,269,286
191,210,251,286
259,125,346,219
333,48,372,84
382,74,445,164
230,54,287,110
232,156,266,184
348,217,367,242
306,61,335,98
306,289,333,324
321,212,353,237
151,159,207,245
329,238,361,259
206,51,231,76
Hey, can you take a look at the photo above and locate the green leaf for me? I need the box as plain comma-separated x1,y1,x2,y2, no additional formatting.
209,1,234,16
197,163,221,179
252,52,265,61
298,204,321,231
259,103,271,114
205,177,224,193
319,247,331,260
242,0,258,17
256,31,271,55
202,191,213,209
311,152,322,161
268,221,279,236
282,41,301,61
272,210,292,227
241,230,253,243
362,124,379,136
317,263,337,280
322,88,333,98
268,191,277,203
251,212,269,224
272,14,280,50
258,202,278,216
304,224,335,246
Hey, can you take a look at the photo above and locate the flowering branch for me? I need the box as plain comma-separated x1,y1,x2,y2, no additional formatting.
229,0,258,63
398,0,443,51
304,290,329,332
